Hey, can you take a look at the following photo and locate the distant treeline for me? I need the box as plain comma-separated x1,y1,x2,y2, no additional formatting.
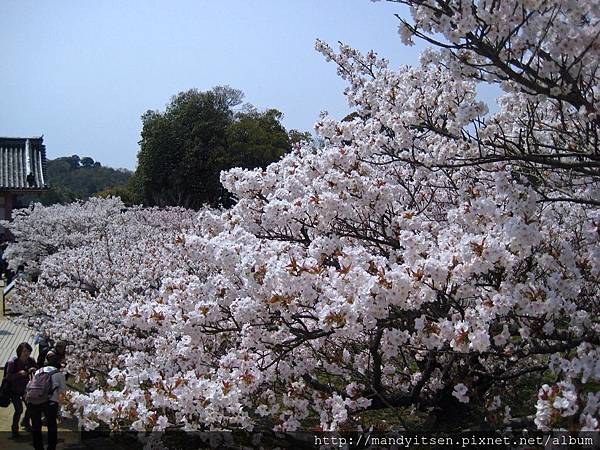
38,155,133,205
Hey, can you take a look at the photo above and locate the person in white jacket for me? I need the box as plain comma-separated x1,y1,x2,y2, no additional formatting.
28,352,67,450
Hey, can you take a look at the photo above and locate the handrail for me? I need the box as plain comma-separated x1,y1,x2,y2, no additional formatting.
3,279,15,297
0,278,4,317
2,278,17,316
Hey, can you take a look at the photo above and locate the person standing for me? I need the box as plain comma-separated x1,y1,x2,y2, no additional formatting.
47,341,67,368
4,342,37,438
34,330,54,368
27,352,67,450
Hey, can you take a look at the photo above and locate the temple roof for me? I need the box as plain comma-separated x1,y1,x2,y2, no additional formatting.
0,137,48,191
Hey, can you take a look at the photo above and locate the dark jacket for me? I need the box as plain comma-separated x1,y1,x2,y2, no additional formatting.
46,347,66,368
5,356,37,394
36,336,54,367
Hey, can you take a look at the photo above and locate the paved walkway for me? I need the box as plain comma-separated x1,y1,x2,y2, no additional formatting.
0,315,80,449
0,318,38,366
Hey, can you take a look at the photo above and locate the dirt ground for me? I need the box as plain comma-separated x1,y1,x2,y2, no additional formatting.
0,387,81,450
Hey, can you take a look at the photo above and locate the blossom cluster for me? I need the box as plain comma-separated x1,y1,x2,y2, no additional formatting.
7,198,199,387
5,0,600,433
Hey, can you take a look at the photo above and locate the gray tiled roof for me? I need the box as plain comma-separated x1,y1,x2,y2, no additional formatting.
0,137,48,190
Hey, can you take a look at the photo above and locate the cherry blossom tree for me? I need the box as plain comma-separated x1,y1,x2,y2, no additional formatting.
2,197,128,275
5,0,600,435
6,198,200,389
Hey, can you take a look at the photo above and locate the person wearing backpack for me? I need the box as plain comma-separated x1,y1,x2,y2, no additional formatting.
26,352,66,450
5,342,37,438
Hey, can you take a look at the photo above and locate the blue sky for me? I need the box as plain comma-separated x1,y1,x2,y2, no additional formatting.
1,1,426,169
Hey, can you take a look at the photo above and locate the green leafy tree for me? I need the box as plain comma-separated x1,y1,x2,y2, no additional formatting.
287,129,313,146
226,109,289,168
95,185,137,206
67,155,80,169
80,156,95,167
135,86,295,208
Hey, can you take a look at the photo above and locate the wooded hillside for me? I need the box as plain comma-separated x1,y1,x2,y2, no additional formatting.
39,155,132,205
